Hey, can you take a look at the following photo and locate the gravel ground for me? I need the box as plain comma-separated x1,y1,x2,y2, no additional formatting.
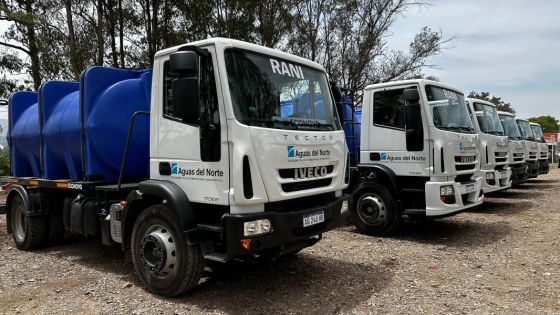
0,167,559,314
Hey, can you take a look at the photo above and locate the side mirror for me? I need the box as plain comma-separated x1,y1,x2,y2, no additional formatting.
169,51,200,124
0,100,8,106
403,88,420,102
330,82,342,102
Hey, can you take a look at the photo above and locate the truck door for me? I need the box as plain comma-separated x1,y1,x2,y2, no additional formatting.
155,46,230,205
369,85,429,177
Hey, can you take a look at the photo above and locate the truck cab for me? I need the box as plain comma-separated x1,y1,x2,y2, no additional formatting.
466,98,511,193
346,79,483,235
5,38,348,296
498,111,528,184
529,122,549,174
515,117,539,178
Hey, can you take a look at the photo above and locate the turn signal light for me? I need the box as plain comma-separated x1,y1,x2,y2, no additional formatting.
240,239,252,250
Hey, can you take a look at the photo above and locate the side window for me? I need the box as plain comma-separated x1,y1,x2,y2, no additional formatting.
162,57,220,126
373,89,406,129
162,54,221,161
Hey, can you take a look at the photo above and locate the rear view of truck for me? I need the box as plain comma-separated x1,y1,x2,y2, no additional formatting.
466,98,511,194
498,111,528,185
5,38,349,297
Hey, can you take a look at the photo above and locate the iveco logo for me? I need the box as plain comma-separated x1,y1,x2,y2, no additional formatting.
460,156,476,163
294,166,328,179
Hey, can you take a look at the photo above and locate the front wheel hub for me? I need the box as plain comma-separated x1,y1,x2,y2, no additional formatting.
139,225,177,279
357,194,386,225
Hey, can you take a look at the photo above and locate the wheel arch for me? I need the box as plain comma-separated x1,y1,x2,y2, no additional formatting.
355,164,400,195
121,180,196,251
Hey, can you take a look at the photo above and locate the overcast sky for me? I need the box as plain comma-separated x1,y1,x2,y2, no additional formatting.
388,0,559,119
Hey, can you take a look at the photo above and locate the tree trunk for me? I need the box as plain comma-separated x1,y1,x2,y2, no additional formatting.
65,0,81,79
25,0,41,89
96,0,104,65
118,0,125,67
106,0,119,67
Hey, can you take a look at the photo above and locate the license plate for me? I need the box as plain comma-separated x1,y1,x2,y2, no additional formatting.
303,210,325,227
466,184,475,193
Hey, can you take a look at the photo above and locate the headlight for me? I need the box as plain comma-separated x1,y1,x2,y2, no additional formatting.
243,219,273,236
486,172,495,180
440,185,454,196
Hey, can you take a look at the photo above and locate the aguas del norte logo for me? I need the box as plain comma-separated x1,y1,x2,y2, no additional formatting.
287,145,330,160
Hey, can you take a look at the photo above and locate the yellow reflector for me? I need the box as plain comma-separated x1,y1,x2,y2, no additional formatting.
56,183,69,188
240,239,251,250
9,178,18,183
29,180,39,185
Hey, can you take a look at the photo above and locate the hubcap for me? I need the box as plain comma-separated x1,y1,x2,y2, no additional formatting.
357,194,386,226
139,225,177,279
12,198,26,243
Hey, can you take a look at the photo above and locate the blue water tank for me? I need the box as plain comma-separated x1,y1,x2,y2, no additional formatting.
81,67,152,181
340,97,361,165
9,92,41,177
41,81,81,179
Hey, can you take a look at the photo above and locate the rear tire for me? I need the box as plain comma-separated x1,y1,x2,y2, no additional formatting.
350,183,402,236
10,194,48,250
131,204,204,297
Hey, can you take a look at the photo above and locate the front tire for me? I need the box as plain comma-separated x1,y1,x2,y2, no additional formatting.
350,183,402,236
131,204,204,297
10,194,48,250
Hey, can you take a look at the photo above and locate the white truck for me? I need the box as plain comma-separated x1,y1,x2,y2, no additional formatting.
515,117,540,178
466,98,511,193
346,79,484,235
497,111,528,185
529,122,550,174
6,38,349,296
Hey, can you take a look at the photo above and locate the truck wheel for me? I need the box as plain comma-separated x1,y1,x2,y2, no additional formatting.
350,183,401,236
10,194,47,250
131,204,204,297
47,213,65,245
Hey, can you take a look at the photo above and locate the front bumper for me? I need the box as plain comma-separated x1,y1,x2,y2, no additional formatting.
538,159,549,174
479,167,512,194
526,161,539,178
223,195,348,258
425,177,484,217
511,163,528,184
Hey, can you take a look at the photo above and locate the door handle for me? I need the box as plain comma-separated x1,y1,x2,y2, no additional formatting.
159,162,171,175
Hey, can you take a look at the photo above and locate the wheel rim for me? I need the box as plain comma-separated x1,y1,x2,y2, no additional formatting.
356,193,387,226
12,198,26,243
138,225,177,280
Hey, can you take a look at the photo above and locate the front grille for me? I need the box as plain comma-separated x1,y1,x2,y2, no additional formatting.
278,165,334,179
495,164,505,171
281,178,332,192
494,151,507,157
265,192,336,212
495,157,507,163
455,164,475,171
540,152,547,158
529,152,537,159
494,151,507,163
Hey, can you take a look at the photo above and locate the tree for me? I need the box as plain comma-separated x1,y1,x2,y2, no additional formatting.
527,116,559,133
468,91,516,114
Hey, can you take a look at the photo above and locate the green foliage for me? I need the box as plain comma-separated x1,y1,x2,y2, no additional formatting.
0,146,10,176
527,116,559,133
468,91,516,114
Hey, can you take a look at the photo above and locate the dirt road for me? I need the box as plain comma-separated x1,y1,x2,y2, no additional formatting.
0,168,559,314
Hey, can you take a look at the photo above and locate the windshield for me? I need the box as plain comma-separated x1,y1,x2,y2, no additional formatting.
225,49,338,131
473,102,504,135
499,114,522,140
530,124,544,142
516,120,534,141
425,85,474,133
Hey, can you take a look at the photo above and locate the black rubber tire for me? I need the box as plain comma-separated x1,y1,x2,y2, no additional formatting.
10,194,48,250
131,204,204,297
350,182,402,236
47,212,65,245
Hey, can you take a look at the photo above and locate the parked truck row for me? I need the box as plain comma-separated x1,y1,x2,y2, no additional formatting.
3,38,550,297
